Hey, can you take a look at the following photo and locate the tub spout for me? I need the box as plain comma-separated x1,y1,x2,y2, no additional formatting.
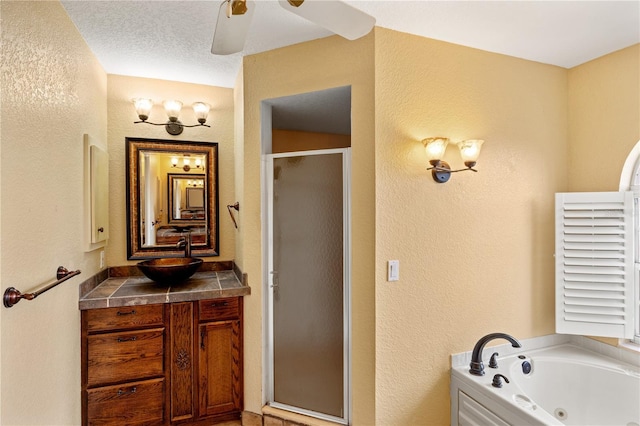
469,333,521,376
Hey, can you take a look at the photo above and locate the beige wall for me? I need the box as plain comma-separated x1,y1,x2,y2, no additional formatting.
233,65,245,273
373,28,568,425
238,27,574,425
272,129,350,153
567,44,639,348
568,44,640,192
0,2,107,423
106,74,235,266
240,35,377,422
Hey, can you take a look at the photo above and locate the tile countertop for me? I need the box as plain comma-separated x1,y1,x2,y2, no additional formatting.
79,264,250,310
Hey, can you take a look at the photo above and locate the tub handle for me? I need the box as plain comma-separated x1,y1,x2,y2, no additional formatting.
492,374,510,388
489,352,499,368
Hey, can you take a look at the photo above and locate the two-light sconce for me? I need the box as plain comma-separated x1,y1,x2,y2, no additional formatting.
422,137,484,183
132,98,211,135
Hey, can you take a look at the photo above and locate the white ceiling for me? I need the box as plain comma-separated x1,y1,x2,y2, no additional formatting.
62,1,640,89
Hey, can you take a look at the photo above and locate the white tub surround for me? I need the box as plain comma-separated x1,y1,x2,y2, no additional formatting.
450,334,640,426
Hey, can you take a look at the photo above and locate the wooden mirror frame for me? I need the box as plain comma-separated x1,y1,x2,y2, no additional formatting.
167,173,206,225
126,137,219,259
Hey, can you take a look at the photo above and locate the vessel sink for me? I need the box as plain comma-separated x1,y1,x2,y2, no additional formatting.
137,257,203,284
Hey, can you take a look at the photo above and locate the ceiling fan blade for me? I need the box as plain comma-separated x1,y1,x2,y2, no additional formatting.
278,0,375,40
211,0,256,55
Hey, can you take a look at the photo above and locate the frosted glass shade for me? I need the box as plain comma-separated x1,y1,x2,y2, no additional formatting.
163,100,183,122
457,139,484,165
423,137,450,162
132,98,153,121
192,102,211,124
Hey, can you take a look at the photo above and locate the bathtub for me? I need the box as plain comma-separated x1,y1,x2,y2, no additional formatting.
451,343,640,426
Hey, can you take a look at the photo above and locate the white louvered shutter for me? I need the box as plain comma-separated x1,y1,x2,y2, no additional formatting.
555,192,634,339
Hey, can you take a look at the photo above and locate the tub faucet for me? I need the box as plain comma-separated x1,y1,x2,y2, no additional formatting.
469,333,521,376
176,233,192,258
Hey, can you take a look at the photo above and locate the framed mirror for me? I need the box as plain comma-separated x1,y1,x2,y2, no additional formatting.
126,137,219,259
168,173,206,224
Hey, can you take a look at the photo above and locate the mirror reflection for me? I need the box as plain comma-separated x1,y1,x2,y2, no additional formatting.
168,174,206,223
126,138,219,259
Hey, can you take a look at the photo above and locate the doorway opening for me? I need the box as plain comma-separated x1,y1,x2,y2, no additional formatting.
262,86,352,424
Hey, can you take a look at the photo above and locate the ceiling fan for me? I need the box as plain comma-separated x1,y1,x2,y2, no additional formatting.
211,0,376,55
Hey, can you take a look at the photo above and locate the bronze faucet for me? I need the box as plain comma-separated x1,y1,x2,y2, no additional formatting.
469,333,521,376
176,232,192,258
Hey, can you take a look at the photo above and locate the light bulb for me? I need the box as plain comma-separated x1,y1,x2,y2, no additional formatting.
457,139,484,167
422,137,449,163
192,102,211,124
132,98,153,121
163,100,183,122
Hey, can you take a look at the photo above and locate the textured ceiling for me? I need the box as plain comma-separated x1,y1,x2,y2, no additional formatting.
62,1,640,89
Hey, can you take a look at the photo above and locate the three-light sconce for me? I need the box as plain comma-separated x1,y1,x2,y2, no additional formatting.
171,155,204,172
187,179,204,187
423,137,484,183
132,98,211,135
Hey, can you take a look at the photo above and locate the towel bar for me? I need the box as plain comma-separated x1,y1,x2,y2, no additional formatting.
227,202,240,229
3,266,81,308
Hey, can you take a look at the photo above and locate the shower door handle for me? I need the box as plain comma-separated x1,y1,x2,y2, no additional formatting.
269,271,279,288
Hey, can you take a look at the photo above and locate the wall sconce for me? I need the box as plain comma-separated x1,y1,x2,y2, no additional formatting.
171,155,204,172
133,98,211,135
423,137,484,183
187,179,204,187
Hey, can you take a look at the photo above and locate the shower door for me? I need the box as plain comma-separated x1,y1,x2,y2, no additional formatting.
266,148,351,424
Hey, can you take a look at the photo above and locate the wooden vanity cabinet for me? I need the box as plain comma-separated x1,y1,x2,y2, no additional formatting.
82,297,243,426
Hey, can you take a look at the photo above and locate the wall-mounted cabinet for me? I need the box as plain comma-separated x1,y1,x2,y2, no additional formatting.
84,134,109,251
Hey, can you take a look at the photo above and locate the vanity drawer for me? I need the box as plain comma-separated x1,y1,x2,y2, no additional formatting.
85,304,164,332
87,328,164,387
87,378,164,425
199,297,240,322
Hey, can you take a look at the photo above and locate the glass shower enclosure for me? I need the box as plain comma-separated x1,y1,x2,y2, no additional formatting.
265,148,351,424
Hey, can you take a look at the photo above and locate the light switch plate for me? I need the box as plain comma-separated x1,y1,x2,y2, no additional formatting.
388,260,399,281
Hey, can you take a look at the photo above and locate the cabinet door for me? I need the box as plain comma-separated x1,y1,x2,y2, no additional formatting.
198,320,242,417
